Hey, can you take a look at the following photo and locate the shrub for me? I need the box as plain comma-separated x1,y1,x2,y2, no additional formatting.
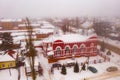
74,62,79,73
61,64,67,75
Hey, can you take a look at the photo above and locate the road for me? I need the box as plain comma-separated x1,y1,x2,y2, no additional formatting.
86,70,120,80
98,40,120,55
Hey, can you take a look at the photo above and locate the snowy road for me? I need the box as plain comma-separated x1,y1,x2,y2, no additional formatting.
86,70,120,80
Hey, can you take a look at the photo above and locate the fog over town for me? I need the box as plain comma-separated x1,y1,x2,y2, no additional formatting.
0,0,120,18
0,0,120,80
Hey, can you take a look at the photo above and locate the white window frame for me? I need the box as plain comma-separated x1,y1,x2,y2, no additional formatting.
80,44,86,53
65,45,71,55
55,46,62,56
72,44,78,54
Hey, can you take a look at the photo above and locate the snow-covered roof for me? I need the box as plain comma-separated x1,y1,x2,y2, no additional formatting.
41,21,50,24
0,19,22,22
109,33,119,37
35,28,54,34
41,23,55,29
0,28,48,33
0,29,27,33
13,35,36,41
47,51,54,56
13,35,27,41
18,23,40,27
33,41,43,46
0,53,15,62
82,21,93,28
43,33,95,43
18,24,26,27
47,47,53,51
11,32,28,36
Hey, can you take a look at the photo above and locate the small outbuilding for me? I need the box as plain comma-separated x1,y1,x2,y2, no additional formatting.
0,52,16,69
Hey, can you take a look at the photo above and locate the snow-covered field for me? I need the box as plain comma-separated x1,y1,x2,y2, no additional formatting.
99,37,120,49
0,50,119,80
0,68,18,80
36,49,120,80
106,77,120,80
52,62,120,80
0,21,120,80
50,54,120,80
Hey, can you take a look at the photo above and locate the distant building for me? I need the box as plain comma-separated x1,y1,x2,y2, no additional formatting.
0,19,23,30
35,21,55,39
18,23,41,30
36,29,54,39
0,53,16,69
40,33,98,63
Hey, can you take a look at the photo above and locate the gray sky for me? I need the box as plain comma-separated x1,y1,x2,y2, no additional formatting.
0,0,120,18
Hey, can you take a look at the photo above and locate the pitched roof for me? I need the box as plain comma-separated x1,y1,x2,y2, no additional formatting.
43,33,97,43
0,53,15,62
1,19,22,22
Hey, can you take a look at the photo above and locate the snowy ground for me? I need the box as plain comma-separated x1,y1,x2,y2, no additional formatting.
0,68,18,80
51,62,120,80
106,77,120,80
107,53,120,66
39,50,120,80
105,38,120,48
0,50,120,80
99,37,120,48
0,44,120,80
50,60,120,80
45,47,120,80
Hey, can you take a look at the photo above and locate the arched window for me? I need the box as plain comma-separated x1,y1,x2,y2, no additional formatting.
56,47,61,56
72,45,78,54
65,46,70,55
80,44,86,53
90,43,94,47
90,43,94,53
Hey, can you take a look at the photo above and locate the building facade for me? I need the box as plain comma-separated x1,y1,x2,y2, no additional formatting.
0,19,23,30
0,54,16,69
0,61,16,69
41,34,98,63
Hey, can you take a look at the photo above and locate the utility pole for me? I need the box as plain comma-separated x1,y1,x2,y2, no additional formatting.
25,17,37,80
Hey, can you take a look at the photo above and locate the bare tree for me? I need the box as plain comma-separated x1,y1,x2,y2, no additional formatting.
61,18,70,34
93,21,112,37
25,18,37,80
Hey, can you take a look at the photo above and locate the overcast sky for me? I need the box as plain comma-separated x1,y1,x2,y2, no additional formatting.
0,0,120,18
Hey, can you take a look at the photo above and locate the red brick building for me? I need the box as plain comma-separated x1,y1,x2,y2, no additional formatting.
41,34,98,63
0,19,23,30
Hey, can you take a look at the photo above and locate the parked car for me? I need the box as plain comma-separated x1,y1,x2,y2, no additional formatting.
66,62,75,67
52,63,62,68
106,66,118,72
88,66,98,73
